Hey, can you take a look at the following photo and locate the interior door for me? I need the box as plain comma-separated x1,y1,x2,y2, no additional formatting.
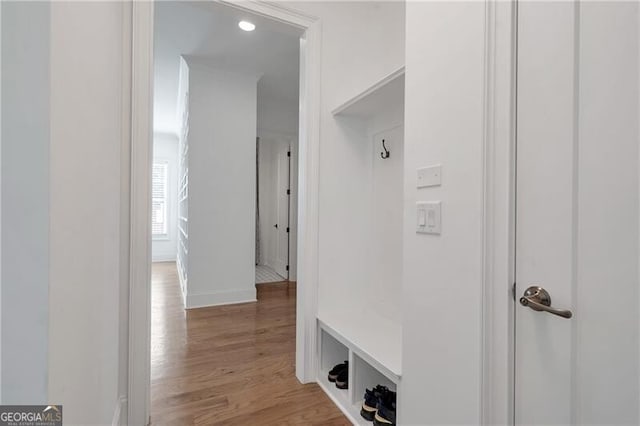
515,2,639,424
273,140,290,279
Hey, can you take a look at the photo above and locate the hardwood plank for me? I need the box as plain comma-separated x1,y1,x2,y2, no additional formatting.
150,262,348,425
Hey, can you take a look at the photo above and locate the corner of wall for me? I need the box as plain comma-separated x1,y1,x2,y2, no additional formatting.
111,396,126,426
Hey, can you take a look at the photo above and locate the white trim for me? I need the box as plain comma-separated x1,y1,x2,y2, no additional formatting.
128,1,153,426
185,289,257,309
294,16,322,384
481,0,517,425
151,256,176,263
218,0,316,29
0,0,3,404
118,3,133,423
112,396,127,426
128,2,321,424
331,66,405,116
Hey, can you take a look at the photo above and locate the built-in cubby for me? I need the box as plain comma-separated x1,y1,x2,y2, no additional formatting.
318,321,400,425
317,328,352,419
352,353,397,409
316,67,405,424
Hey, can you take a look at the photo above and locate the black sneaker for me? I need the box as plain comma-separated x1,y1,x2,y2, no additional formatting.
335,367,348,389
327,361,348,383
373,390,396,426
360,385,388,421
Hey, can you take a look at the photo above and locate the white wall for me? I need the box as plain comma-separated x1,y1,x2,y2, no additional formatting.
152,132,178,262
47,2,128,424
184,60,259,307
401,2,486,424
1,1,50,404
288,0,406,325
257,96,298,136
368,123,403,324
2,2,128,421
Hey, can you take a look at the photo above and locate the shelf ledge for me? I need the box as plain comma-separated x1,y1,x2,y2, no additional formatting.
331,66,405,118
318,315,401,383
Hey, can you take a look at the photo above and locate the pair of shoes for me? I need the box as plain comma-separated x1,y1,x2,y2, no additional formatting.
360,385,396,425
327,361,348,389
360,385,387,421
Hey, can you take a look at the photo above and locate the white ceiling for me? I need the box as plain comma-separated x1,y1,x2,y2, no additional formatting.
153,1,302,135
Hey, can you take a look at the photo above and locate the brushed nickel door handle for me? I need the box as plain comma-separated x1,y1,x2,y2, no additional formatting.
519,286,573,319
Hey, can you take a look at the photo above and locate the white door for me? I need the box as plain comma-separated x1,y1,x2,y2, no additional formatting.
273,141,290,278
515,2,639,424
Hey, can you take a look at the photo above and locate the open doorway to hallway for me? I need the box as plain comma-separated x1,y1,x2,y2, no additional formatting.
255,132,298,285
151,1,301,298
148,1,338,424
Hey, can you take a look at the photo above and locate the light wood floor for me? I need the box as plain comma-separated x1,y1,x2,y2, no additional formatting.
150,262,348,425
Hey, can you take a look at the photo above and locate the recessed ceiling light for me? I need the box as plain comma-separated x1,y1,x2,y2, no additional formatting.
238,21,255,32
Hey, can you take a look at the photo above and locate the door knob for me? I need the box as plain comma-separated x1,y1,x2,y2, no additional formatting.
519,286,573,319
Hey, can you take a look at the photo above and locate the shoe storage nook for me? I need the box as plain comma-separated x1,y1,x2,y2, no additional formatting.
316,67,404,425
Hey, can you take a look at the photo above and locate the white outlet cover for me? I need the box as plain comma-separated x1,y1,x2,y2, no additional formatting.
417,164,442,188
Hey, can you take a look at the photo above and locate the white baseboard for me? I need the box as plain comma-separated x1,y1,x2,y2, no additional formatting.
112,396,127,426
152,256,176,263
186,288,257,309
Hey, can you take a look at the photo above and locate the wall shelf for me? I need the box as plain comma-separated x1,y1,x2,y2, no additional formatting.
331,67,405,118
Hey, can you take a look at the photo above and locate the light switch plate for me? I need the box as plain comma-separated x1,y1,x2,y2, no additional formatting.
417,164,442,188
416,201,441,235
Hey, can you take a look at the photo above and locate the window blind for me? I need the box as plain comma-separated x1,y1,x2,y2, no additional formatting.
152,162,168,236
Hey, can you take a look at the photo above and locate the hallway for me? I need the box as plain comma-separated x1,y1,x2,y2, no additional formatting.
150,262,348,425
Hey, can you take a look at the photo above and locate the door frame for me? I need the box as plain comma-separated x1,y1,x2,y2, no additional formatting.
127,2,321,424
481,0,518,424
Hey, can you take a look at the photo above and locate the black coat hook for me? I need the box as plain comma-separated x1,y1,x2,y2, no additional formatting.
380,139,390,159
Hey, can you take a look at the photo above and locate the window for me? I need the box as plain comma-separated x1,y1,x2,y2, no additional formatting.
152,162,169,236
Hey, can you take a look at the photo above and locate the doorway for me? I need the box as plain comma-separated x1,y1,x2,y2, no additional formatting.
255,134,297,284
513,1,639,424
149,0,305,422
129,2,321,424
152,1,301,299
